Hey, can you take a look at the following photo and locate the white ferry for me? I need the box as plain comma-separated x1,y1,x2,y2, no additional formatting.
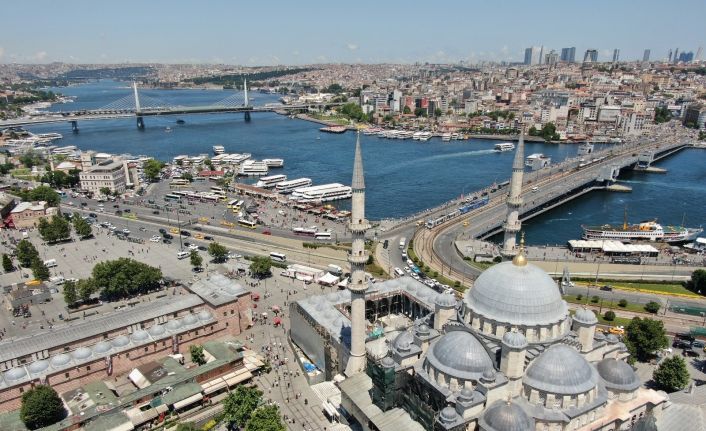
36,133,63,141
291,183,353,202
263,158,284,168
212,145,225,155
582,220,703,244
451,132,460,140
275,177,312,194
255,174,287,188
238,160,269,176
418,131,432,141
441,133,452,142
494,142,515,152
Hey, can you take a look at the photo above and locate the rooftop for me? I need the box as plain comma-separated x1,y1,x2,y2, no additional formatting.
187,273,250,306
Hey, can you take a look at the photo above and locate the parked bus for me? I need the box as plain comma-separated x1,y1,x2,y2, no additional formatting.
200,193,220,203
270,252,286,262
399,237,406,249
237,219,257,229
165,193,181,202
210,186,226,195
170,178,190,187
227,199,239,209
314,231,332,240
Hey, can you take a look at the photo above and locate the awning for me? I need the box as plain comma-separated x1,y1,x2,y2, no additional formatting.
128,368,150,389
322,401,339,418
173,393,203,410
318,273,340,286
225,370,253,387
125,404,168,426
203,379,228,395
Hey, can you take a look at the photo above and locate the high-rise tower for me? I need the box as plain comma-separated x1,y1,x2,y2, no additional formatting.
502,133,525,256
345,131,370,376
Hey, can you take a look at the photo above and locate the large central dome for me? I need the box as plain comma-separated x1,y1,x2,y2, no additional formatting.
464,261,567,327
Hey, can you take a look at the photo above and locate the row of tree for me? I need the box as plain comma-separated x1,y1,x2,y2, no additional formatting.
38,212,93,243
11,239,52,280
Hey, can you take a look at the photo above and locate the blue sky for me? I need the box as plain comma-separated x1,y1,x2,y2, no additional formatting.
1,0,705,64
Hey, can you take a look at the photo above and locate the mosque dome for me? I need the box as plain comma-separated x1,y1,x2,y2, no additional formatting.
131,330,150,343
574,308,598,325
439,406,459,424
393,331,414,353
596,358,640,391
458,387,475,402
93,341,112,354
479,400,534,431
148,324,166,337
198,310,213,321
50,353,72,368
435,291,457,308
111,335,130,348
166,319,182,331
425,331,494,381
381,356,395,368
72,347,92,360
502,331,528,349
416,323,431,337
28,360,49,375
464,261,567,327
5,367,27,382
606,334,619,344
183,314,199,325
524,344,597,395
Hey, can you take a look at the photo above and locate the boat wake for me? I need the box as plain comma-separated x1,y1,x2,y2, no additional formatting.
377,149,496,175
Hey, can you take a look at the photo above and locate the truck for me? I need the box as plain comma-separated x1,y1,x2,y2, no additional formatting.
327,264,343,276
399,237,406,249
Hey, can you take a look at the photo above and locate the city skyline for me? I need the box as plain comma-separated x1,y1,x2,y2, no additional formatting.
1,0,705,65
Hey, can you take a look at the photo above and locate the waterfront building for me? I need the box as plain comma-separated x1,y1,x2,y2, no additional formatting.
79,158,127,195
10,200,57,229
560,47,576,63
501,133,525,256
643,49,651,62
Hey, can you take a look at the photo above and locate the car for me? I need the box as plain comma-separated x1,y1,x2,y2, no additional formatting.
183,241,191,247
188,244,199,251
163,233,173,240
192,266,204,273
609,326,625,335
149,236,161,242
122,228,130,235
66,201,74,206
153,210,160,215
89,213,98,218
159,228,167,234
204,235,213,241
162,239,172,244
193,226,203,231
197,245,207,251
124,209,131,213
80,202,88,207
176,251,190,259
113,204,119,208
383,240,389,249
228,252,243,260
115,210,123,216
600,285,613,291
262,230,271,235
180,230,191,236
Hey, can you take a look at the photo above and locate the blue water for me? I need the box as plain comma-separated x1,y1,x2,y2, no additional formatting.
26,80,706,244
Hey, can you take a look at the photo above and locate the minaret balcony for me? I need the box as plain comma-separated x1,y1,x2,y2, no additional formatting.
507,196,523,206
349,220,371,232
504,221,521,232
348,253,369,265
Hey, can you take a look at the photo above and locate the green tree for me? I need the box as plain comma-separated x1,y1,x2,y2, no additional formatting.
249,256,272,279
403,105,412,115
653,356,690,392
63,279,78,308
175,423,199,431
685,269,706,295
653,106,672,124
618,299,628,307
20,384,66,430
99,187,111,196
190,250,203,269
604,310,616,321
91,258,162,300
414,107,427,117
434,107,443,118
16,239,39,267
16,185,60,206
190,344,206,366
326,83,344,94
2,253,14,272
339,102,366,122
625,317,668,362
76,278,96,302
221,385,263,428
208,241,228,263
142,159,165,182
245,405,285,431
52,214,71,241
31,257,50,281
644,301,661,314
181,172,194,182
72,213,92,238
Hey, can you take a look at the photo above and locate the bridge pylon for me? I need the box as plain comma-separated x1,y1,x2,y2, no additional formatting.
70,120,79,133
243,79,251,121
133,81,145,129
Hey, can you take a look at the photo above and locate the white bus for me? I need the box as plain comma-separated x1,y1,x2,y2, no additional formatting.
314,231,332,240
269,252,286,262
399,237,406,249
210,186,226,195
227,199,239,209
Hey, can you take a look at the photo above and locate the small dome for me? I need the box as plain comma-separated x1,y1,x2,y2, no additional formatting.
183,314,199,325
479,400,534,431
393,331,414,353
597,358,640,391
502,331,528,349
574,308,598,325
381,357,395,368
166,319,182,331
481,369,497,383
594,332,606,341
5,367,27,381
50,353,72,367
148,324,166,337
131,330,150,343
93,341,112,354
426,331,494,381
112,335,130,347
439,406,458,424
435,291,457,308
198,310,213,321
524,344,597,395
416,323,431,336
29,360,49,375
72,347,92,360
606,334,619,344
458,387,474,402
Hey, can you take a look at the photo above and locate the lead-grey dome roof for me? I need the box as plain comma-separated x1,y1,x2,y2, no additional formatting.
50,353,72,367
465,261,567,327
479,400,534,431
426,331,493,381
5,367,27,381
502,331,528,349
439,406,458,423
381,357,395,368
29,360,49,375
166,319,182,331
435,291,457,308
393,331,414,352
93,341,112,354
596,358,640,391
198,310,213,321
131,330,150,343
112,335,130,347
524,344,597,395
148,324,166,337
183,314,199,325
72,347,92,360
574,308,598,325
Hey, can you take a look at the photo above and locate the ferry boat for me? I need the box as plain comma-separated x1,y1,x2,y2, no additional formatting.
275,178,312,194
582,220,703,244
451,132,460,140
291,183,353,203
320,126,347,134
255,174,287,188
577,142,594,156
494,142,515,152
212,145,225,155
263,158,284,168
418,131,432,141
441,133,452,142
238,160,268,176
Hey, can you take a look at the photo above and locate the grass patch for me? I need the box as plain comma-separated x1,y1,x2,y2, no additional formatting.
366,262,388,278
563,294,657,314
463,258,496,271
569,307,633,327
609,281,698,297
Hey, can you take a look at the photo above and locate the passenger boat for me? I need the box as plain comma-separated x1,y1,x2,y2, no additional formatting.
255,174,287,188
494,142,515,152
441,133,452,142
582,219,703,244
291,183,353,202
275,178,312,194
212,145,225,155
263,158,284,168
418,131,432,141
238,160,268,176
319,126,347,134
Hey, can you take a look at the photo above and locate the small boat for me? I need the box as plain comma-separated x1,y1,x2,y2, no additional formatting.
494,142,515,152
165,127,172,133
176,119,185,124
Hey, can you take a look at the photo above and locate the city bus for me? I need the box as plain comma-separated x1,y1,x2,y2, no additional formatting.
269,252,286,262
237,219,257,229
227,199,239,209
200,193,220,203
164,193,181,202
210,186,226,195
314,231,332,240
170,178,190,187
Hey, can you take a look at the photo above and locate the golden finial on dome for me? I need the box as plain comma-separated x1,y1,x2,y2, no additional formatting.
512,232,527,266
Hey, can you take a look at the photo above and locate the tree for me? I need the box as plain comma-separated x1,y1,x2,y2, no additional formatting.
181,172,194,182
38,214,71,243
249,256,272,279
190,344,206,366
414,107,427,117
16,239,39,267
221,385,263,428
604,310,616,321
23,185,60,206
142,159,165,182
72,213,92,238
2,253,14,272
31,257,50,281
644,301,661,314
63,279,78,308
208,242,228,263
685,269,706,295
434,107,443,118
99,187,111,196
653,106,672,124
653,356,690,392
245,405,285,431
20,384,66,430
403,105,412,115
625,317,668,362
190,250,203,269
618,299,628,307
91,258,162,300
77,278,96,302
175,423,199,431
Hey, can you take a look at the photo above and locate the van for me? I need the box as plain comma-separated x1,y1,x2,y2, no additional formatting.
394,267,405,277
327,264,343,276
531,186,539,192
43,259,58,268
176,251,190,260
49,275,65,285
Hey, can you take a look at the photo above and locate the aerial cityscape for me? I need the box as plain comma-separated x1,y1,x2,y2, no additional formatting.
1,1,706,431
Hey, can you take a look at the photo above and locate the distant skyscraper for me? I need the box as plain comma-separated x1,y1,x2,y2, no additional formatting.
583,49,598,63
545,50,559,67
612,49,620,63
538,46,545,65
642,49,651,62
560,47,576,63
668,49,673,63
673,48,680,64
696,47,703,62
524,47,541,65
678,51,694,62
